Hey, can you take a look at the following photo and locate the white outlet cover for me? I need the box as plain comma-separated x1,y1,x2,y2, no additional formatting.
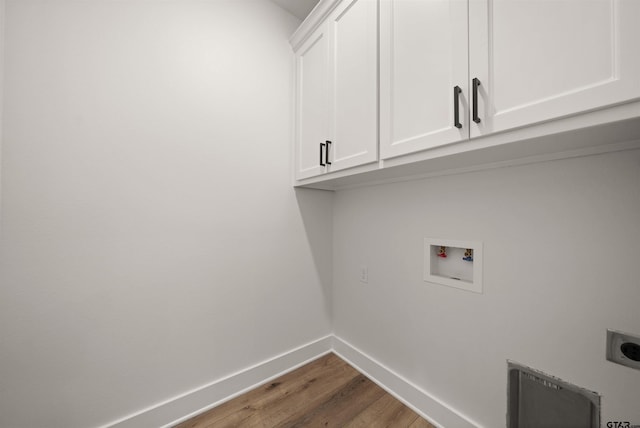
360,265,368,283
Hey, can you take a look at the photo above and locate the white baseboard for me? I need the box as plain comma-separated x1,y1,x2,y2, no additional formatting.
100,335,333,428
101,334,480,428
332,336,482,428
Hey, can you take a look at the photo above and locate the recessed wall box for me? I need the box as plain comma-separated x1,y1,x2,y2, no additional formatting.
423,238,482,293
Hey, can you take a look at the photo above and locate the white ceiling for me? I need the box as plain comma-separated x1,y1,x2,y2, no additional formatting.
269,0,320,20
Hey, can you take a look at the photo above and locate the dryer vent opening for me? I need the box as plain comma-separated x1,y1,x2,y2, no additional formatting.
507,361,600,428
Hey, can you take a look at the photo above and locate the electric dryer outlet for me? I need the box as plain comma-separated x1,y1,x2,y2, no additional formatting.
606,329,640,370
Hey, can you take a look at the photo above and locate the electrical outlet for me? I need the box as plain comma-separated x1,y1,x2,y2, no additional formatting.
606,329,640,370
359,265,368,283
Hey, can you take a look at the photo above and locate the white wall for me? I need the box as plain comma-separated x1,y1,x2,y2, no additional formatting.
0,0,4,214
333,150,640,427
0,1,332,427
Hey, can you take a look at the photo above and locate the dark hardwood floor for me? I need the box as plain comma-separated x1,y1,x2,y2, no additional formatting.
175,353,436,428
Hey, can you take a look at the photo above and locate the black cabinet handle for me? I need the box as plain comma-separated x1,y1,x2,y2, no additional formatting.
453,85,462,129
472,78,481,123
319,142,326,166
325,140,332,165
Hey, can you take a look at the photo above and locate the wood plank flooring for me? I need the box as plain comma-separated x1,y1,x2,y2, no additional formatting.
175,353,435,428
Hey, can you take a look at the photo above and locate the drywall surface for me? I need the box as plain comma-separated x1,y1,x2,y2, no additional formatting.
0,1,332,427
0,0,4,218
333,149,640,427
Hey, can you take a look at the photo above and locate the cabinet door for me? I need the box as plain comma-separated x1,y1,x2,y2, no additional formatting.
295,25,329,180
380,0,469,160
326,0,378,171
469,0,640,137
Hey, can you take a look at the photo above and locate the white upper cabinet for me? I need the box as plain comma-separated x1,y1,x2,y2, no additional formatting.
381,0,640,159
380,0,469,160
469,0,640,137
294,0,378,180
292,0,640,188
295,25,330,180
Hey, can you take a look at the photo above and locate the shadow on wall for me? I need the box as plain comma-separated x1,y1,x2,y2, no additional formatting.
294,187,334,323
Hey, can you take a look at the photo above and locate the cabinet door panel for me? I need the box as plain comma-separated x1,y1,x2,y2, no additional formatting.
470,0,640,137
295,27,329,180
328,0,378,171
380,0,469,160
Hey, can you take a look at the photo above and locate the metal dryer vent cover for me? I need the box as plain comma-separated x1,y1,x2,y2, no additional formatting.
507,361,600,428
